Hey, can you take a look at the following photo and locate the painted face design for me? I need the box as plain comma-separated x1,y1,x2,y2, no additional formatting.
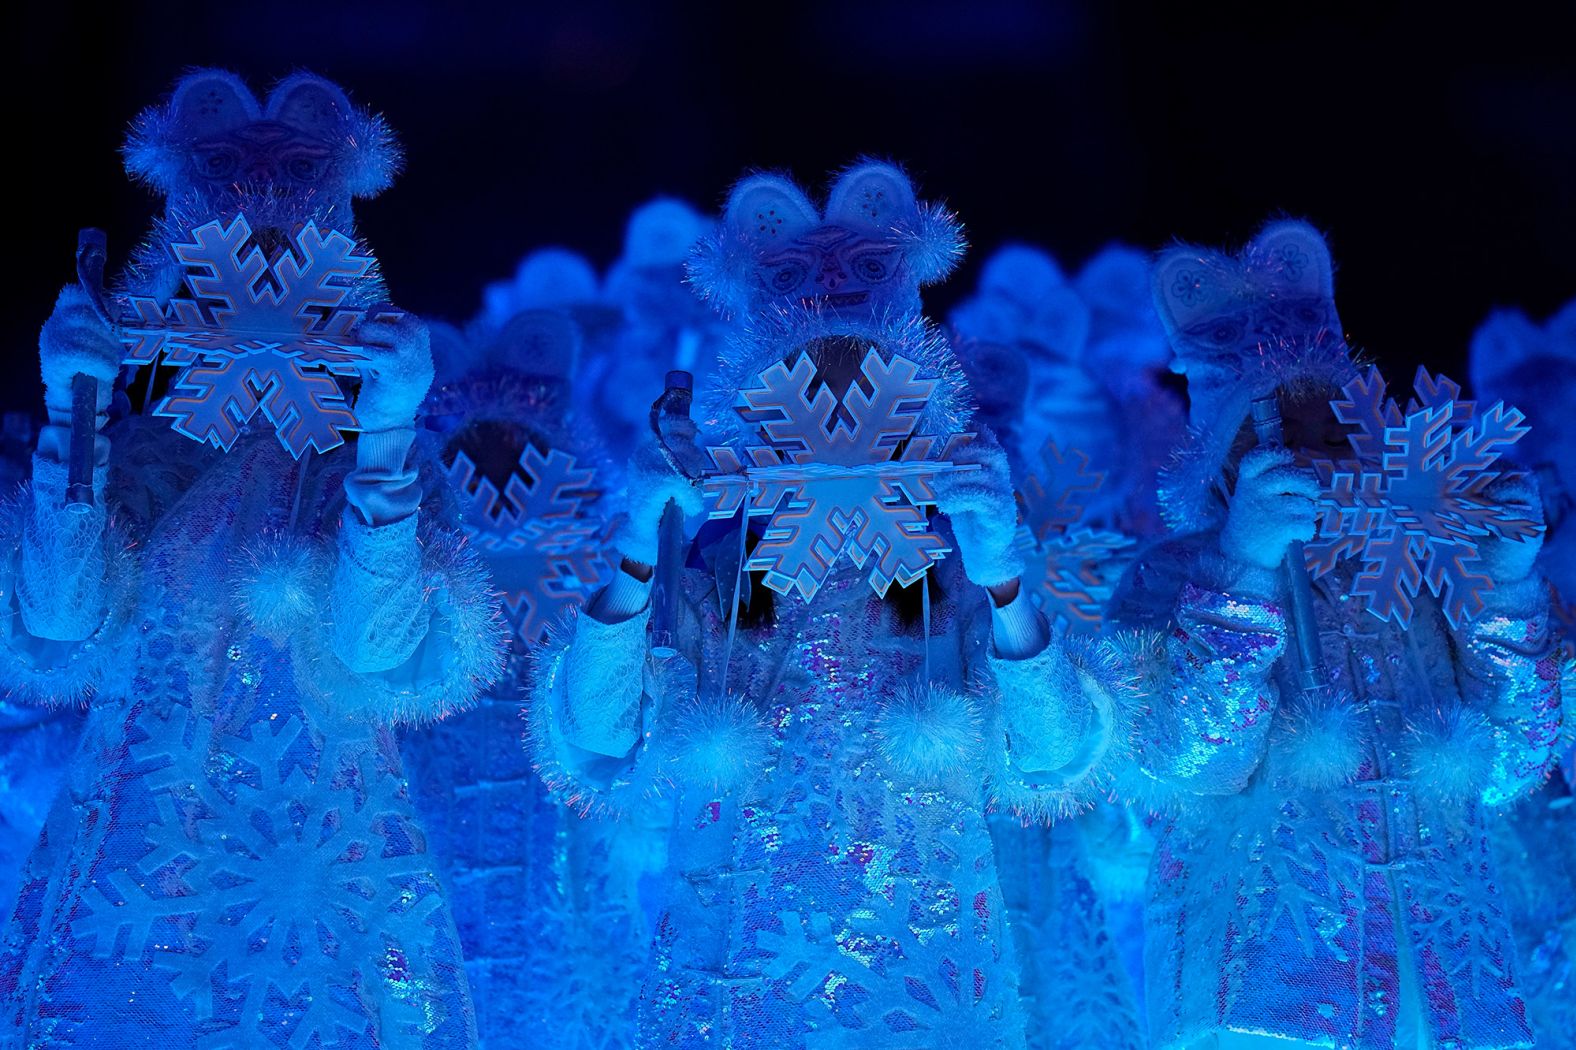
1170,293,1339,429
177,122,341,241
754,226,902,317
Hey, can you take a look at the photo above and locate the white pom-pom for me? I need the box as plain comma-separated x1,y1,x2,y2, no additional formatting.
874,683,982,783
1270,689,1369,791
234,540,320,640
1404,705,1496,805
669,694,771,794
894,201,967,285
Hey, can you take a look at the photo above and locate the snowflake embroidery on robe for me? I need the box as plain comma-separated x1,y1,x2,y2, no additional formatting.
699,350,972,600
126,707,441,1046
117,213,399,457
447,446,610,644
1013,441,1136,634
1305,366,1541,628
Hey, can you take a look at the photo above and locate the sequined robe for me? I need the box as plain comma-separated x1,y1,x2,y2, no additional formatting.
404,656,655,1049
1111,531,1563,1050
0,419,501,1049
533,552,1124,1050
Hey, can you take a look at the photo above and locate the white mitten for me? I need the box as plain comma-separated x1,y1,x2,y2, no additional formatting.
39,285,119,415
932,431,1023,588
612,436,702,567
1475,473,1545,584
354,315,434,432
1219,447,1318,571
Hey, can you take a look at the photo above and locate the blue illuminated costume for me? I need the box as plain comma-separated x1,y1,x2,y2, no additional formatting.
951,243,1182,535
1469,298,1576,1046
1113,220,1563,1049
530,162,1136,1049
580,199,727,466
0,417,85,918
405,311,651,1048
0,71,500,1049
952,245,1175,1050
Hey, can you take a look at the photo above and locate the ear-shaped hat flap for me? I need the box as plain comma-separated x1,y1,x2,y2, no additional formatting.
828,160,964,284
825,161,919,232
978,245,1066,304
724,174,820,251
428,320,485,390
688,174,817,317
1549,296,1576,347
512,249,601,308
171,70,262,137
1025,285,1093,361
481,249,599,334
124,69,261,193
266,73,354,138
1246,220,1335,302
623,198,713,268
1151,245,1237,344
1076,245,1153,320
1469,308,1545,399
265,72,401,198
491,309,582,380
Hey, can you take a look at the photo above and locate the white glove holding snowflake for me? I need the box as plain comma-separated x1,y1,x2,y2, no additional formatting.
353,315,433,432
612,433,703,568
1475,473,1545,584
39,285,119,416
1219,447,1319,571
932,430,1023,589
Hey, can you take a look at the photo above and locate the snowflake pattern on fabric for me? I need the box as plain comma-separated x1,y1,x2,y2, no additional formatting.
1014,442,1135,634
699,350,972,600
1305,366,1541,627
446,446,610,644
132,715,441,1046
117,214,398,457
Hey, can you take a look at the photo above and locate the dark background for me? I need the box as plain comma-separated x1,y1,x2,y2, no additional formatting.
8,2,1574,414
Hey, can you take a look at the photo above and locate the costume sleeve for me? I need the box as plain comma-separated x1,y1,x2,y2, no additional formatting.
0,423,134,705
271,429,506,724
984,587,1141,822
527,569,679,815
1452,574,1563,807
1107,539,1288,800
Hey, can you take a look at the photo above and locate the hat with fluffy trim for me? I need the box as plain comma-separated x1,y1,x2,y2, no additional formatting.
124,68,402,199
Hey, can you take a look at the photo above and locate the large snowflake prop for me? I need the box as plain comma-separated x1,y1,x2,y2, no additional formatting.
117,213,400,457
1013,441,1136,634
700,350,972,600
1305,366,1540,628
447,446,610,644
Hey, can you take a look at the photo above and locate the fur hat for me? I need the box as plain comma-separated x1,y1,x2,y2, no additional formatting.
1152,219,1359,532
688,159,965,323
123,69,401,199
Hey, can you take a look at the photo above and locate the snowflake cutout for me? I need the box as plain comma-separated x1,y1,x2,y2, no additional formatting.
1014,441,1136,634
447,446,610,644
700,350,972,600
116,213,399,458
130,714,440,1047
1306,366,1541,628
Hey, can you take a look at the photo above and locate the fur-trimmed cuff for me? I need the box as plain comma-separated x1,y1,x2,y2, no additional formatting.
986,636,1142,823
1473,572,1550,622
1195,547,1283,601
0,484,137,706
526,608,672,818
237,529,506,725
